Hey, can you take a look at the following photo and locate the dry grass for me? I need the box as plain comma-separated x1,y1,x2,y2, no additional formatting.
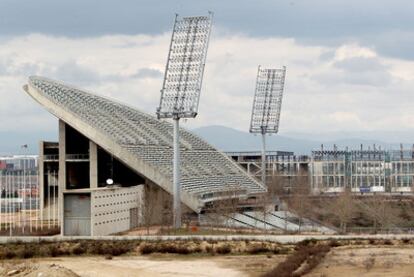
0,238,409,266
0,239,288,259
0,240,137,260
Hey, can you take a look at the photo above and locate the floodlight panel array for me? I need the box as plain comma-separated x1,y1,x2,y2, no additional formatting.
250,66,286,134
157,14,212,119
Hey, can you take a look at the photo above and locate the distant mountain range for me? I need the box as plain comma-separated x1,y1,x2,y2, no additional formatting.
1,125,414,155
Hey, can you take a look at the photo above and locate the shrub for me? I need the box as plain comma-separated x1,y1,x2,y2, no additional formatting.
96,242,132,257
298,239,317,247
48,245,61,257
176,246,190,255
247,244,270,255
110,244,131,256
72,244,87,255
215,244,231,255
262,243,332,277
5,249,17,259
107,246,119,256
48,244,69,257
156,244,176,254
193,246,202,253
363,257,375,271
89,241,105,255
205,246,214,255
0,247,18,260
328,239,341,247
139,242,201,255
140,244,157,255
18,246,35,259
275,247,290,255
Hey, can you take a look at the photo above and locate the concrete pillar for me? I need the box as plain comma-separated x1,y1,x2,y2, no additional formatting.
89,141,98,189
58,120,66,235
138,180,173,226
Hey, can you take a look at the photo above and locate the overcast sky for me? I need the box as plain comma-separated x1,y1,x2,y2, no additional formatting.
1,0,414,138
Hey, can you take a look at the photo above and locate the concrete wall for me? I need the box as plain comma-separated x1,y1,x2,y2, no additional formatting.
91,186,141,236
137,181,173,226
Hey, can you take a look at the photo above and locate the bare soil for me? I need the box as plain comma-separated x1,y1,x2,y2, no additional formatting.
0,255,284,277
4,240,414,276
0,262,79,277
307,245,414,277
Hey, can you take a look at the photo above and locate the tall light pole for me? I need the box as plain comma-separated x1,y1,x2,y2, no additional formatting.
249,66,287,185
157,13,213,229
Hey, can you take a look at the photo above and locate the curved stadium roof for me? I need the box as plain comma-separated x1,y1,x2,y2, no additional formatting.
24,76,266,212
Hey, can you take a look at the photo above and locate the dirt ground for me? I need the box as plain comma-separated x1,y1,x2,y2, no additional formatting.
307,245,414,277
0,262,79,277
0,255,285,277
4,243,414,276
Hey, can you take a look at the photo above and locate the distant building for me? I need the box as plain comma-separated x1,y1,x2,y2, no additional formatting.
227,151,310,193
310,148,414,194
0,156,38,171
228,147,414,195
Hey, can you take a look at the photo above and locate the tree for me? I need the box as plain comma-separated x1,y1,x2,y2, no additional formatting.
286,174,313,233
330,189,356,233
205,190,240,230
358,194,401,233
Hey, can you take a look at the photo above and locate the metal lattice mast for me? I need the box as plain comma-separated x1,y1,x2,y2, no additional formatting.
249,66,286,185
157,12,213,229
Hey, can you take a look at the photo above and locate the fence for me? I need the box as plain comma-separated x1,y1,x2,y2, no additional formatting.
0,169,60,236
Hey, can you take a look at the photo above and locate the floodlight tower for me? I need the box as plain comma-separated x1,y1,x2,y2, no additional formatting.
157,13,213,229
249,66,287,185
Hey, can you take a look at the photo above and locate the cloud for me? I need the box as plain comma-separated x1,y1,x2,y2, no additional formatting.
0,33,414,137
1,0,414,63
334,58,391,86
53,61,101,85
311,44,393,87
131,68,163,79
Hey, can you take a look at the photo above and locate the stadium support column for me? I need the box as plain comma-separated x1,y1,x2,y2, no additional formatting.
89,141,98,189
173,117,181,229
261,131,266,186
58,120,66,235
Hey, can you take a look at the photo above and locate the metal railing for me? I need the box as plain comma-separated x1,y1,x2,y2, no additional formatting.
66,154,89,160
43,154,59,161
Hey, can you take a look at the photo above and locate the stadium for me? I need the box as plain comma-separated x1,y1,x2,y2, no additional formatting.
24,76,273,235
